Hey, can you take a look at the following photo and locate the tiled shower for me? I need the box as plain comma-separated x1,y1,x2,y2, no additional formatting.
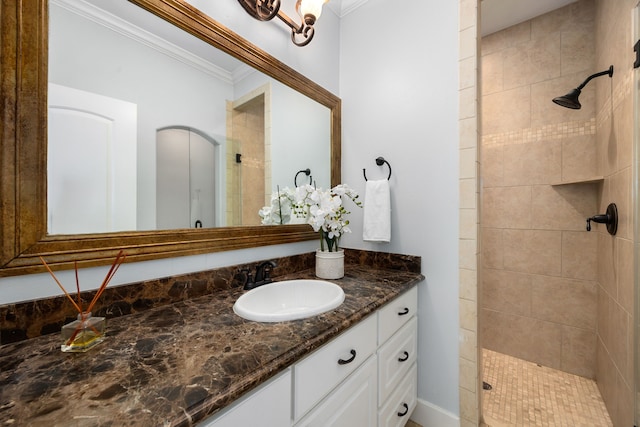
479,0,635,425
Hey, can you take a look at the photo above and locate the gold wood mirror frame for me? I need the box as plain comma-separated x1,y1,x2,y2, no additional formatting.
0,0,341,277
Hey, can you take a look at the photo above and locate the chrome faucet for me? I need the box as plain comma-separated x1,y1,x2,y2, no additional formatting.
241,260,277,290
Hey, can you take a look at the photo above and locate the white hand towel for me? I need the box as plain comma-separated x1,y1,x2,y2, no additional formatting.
363,179,391,242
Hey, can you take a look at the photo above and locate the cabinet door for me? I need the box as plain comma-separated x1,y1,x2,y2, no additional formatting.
295,355,378,427
200,369,292,427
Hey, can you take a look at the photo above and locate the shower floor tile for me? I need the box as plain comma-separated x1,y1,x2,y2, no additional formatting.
482,349,612,427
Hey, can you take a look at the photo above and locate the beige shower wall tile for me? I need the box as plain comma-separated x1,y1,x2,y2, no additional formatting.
597,112,614,177
482,227,503,269
460,86,478,120
460,238,478,271
459,386,479,424
561,326,596,378
460,117,478,149
502,33,561,90
614,370,634,427
597,232,616,298
531,275,596,329
531,0,594,45
482,86,531,135
596,338,616,414
460,328,477,362
480,144,503,188
531,184,597,231
601,296,631,384
502,21,532,47
460,26,478,61
503,229,562,276
460,56,477,90
481,51,503,95
481,31,506,56
562,231,597,280
460,268,478,301
561,134,597,182
482,309,562,369
616,237,633,314
482,268,532,316
560,29,595,76
503,140,561,186
459,0,477,31
605,169,631,240
460,147,477,179
614,93,633,171
460,208,478,240
459,356,477,393
531,73,595,128
460,178,477,209
482,186,532,229
460,298,477,332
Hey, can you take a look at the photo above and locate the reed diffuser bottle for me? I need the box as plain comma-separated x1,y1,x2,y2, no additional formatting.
61,311,106,353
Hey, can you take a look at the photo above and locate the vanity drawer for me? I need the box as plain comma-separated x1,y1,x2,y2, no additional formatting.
378,363,417,427
378,316,417,403
294,314,377,420
378,286,417,344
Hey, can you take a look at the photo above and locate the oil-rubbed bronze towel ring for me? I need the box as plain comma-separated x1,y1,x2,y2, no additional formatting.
363,156,392,181
294,168,312,186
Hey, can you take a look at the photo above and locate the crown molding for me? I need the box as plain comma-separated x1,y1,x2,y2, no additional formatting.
51,0,234,84
328,0,370,18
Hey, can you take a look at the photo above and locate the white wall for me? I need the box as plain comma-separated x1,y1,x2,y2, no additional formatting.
338,0,461,419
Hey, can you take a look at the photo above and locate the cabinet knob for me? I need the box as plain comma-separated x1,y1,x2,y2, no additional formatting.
397,403,409,417
337,349,356,365
398,351,409,362
398,307,410,316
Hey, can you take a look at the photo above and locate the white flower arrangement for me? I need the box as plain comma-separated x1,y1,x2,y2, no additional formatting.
258,187,297,226
260,184,361,252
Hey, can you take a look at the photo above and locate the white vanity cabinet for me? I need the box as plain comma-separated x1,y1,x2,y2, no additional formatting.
200,286,418,427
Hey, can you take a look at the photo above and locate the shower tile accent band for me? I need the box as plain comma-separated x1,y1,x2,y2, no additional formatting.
481,118,596,147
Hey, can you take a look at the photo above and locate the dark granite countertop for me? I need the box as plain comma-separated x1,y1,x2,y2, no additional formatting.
0,264,423,426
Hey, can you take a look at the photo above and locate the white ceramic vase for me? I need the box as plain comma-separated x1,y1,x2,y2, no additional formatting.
315,249,345,279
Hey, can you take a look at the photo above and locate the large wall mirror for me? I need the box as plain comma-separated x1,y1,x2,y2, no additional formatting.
0,0,341,277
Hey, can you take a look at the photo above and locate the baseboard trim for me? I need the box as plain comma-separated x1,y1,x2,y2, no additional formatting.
410,398,460,427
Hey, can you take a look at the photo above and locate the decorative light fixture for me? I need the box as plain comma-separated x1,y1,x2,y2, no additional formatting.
237,0,329,47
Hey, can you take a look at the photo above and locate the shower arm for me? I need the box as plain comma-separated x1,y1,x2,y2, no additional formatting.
575,66,613,91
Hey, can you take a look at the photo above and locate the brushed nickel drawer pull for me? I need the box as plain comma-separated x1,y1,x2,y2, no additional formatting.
338,349,356,365
398,351,409,362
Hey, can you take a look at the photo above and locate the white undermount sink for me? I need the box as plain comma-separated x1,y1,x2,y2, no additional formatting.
233,279,345,322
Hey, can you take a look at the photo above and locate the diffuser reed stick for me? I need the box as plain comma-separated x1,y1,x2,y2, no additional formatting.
40,250,126,352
